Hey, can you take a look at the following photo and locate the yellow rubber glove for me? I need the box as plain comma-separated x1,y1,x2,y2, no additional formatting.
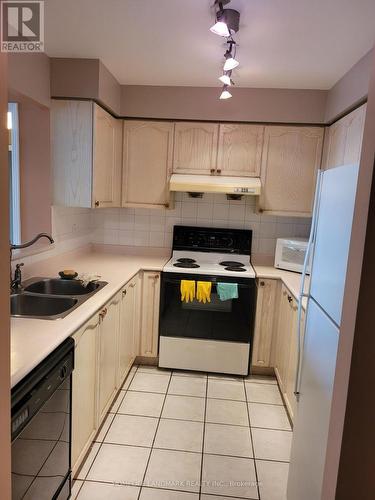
180,280,196,303
197,281,212,304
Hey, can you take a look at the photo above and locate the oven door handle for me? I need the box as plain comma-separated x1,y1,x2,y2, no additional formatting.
162,278,250,290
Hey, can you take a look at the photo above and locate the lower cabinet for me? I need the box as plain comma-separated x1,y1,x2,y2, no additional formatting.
274,285,296,393
98,292,121,423
140,271,161,357
252,279,279,367
252,279,305,424
71,269,161,474
71,314,100,475
117,274,142,386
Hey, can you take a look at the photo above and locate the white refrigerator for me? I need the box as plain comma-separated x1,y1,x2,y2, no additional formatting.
287,164,359,500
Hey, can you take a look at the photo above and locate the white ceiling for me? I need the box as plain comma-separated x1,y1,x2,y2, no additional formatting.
44,0,375,89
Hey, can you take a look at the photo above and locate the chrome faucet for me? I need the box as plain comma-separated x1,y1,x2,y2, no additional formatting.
10,233,54,291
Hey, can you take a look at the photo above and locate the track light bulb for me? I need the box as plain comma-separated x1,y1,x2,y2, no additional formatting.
219,85,232,100
219,71,233,86
223,52,239,71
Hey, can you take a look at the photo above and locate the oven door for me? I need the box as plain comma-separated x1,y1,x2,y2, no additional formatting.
159,272,256,343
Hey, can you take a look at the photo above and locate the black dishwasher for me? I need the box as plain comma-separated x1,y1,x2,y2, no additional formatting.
11,337,74,500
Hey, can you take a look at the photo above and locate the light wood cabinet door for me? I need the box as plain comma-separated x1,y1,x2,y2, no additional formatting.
98,292,121,423
323,104,366,170
259,126,324,216
252,279,279,367
285,305,305,423
122,121,173,208
71,314,99,473
217,124,264,177
93,104,122,208
274,284,294,393
51,100,93,208
173,122,219,175
140,271,161,357
117,275,142,386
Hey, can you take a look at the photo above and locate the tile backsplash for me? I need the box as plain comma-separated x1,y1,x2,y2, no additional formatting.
92,193,311,258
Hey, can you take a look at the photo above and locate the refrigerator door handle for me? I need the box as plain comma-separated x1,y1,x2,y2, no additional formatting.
295,170,323,400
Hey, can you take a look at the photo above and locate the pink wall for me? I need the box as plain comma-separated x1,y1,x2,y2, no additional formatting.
0,50,11,500
18,97,52,244
120,85,327,123
325,49,373,123
50,58,99,103
8,53,50,108
98,61,121,114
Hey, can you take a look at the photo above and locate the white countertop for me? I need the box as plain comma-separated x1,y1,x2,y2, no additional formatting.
253,265,308,302
11,249,308,388
11,250,169,388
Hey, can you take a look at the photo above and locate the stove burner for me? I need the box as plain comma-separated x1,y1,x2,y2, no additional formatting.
219,261,245,267
173,262,200,269
225,266,247,272
177,258,197,264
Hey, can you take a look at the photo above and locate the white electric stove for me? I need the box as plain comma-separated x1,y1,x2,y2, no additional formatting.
159,226,257,376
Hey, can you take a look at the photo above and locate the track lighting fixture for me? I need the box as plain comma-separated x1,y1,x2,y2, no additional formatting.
218,71,233,86
219,85,232,100
210,1,240,37
223,40,239,71
209,0,240,100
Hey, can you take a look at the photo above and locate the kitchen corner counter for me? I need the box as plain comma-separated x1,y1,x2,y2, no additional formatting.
11,250,169,388
254,265,309,306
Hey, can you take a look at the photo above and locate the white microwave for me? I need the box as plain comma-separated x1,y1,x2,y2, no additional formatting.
274,238,311,274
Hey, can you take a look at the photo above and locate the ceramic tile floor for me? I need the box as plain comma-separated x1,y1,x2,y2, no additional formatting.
72,365,292,500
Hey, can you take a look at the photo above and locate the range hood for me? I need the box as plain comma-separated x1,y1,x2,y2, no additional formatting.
169,174,261,197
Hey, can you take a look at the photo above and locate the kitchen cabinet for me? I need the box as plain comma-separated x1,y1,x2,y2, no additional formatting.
285,307,305,422
117,273,142,386
274,284,295,393
71,314,99,474
122,121,174,208
259,126,324,216
217,124,264,177
173,122,219,175
252,278,279,367
51,100,122,208
323,104,366,170
140,271,161,357
98,292,121,423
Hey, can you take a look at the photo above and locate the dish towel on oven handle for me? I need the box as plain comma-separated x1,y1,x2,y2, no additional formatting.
180,280,196,303
196,281,212,304
217,282,239,301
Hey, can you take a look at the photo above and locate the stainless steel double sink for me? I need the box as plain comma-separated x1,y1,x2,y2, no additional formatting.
11,278,108,320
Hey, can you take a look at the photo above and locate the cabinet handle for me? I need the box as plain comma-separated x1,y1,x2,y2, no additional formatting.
164,203,170,208
287,295,292,303
130,283,136,288
258,208,264,213
154,274,159,280
99,307,107,321
259,281,265,287
210,168,215,174
217,169,222,174
122,289,127,296
95,201,100,207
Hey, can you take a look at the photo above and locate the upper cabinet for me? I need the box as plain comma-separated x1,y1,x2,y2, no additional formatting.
217,124,264,177
173,122,219,175
323,104,366,170
93,104,123,208
259,126,324,216
51,100,122,208
122,121,174,208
